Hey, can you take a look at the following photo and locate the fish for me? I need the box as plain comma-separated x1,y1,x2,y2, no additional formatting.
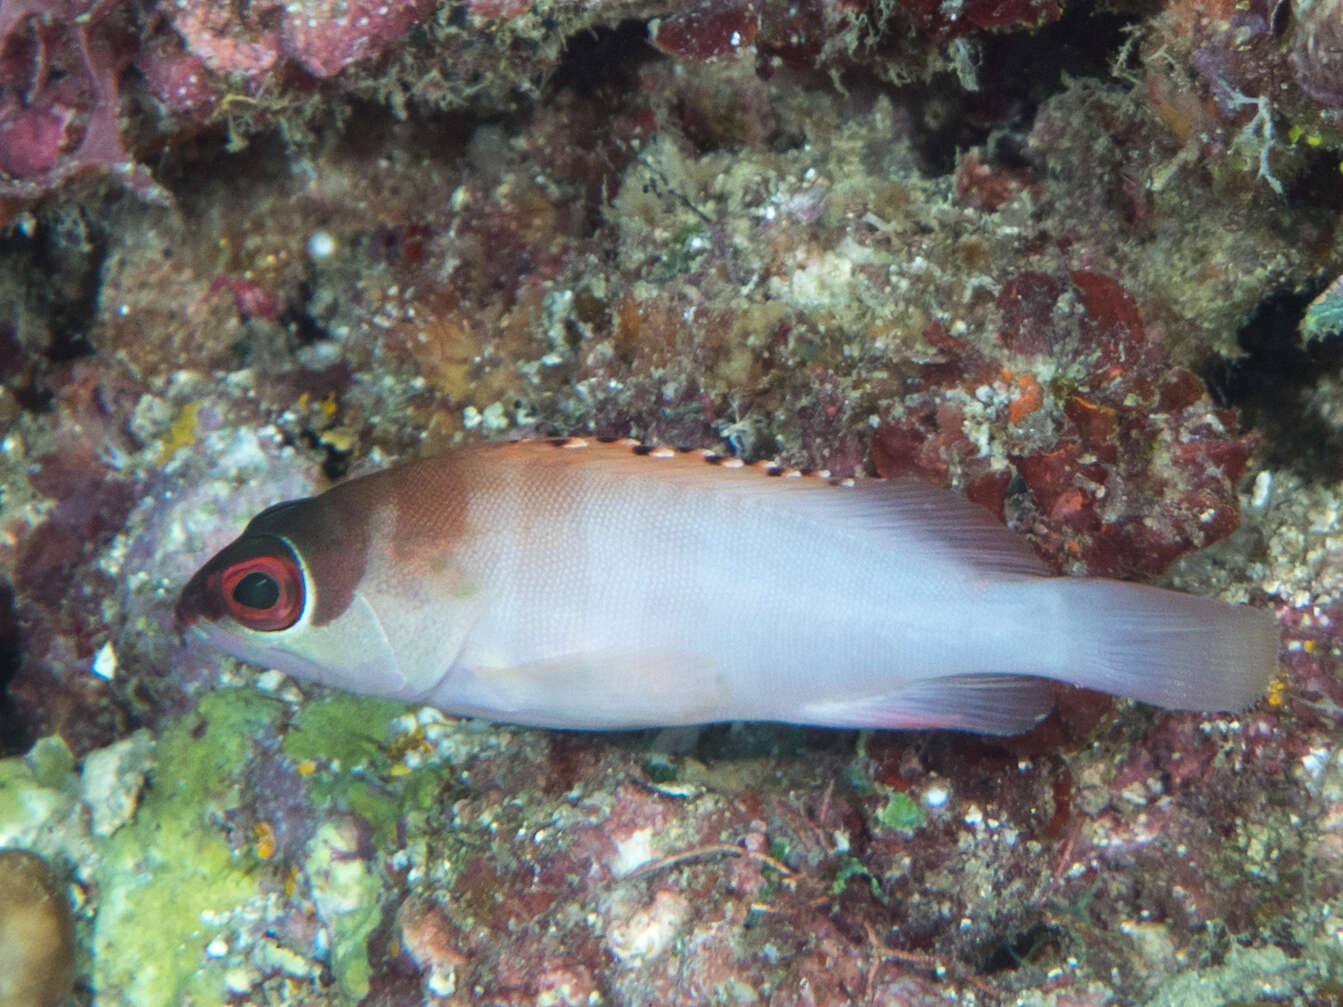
175,437,1279,735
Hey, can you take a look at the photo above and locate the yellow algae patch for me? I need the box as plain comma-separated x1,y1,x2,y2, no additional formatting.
158,403,200,465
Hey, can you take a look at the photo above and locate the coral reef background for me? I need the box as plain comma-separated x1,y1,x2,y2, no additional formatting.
2,0,1343,1004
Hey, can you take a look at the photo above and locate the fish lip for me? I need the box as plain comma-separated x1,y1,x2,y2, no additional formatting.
172,603,203,645
174,561,226,631
183,622,213,648
175,569,222,647
173,592,197,635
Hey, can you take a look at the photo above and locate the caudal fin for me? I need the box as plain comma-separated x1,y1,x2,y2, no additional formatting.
1055,580,1279,712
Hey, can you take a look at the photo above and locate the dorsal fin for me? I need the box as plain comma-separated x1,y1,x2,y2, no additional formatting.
476,438,1046,578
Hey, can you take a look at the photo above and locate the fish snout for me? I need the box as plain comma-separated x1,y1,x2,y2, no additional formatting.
174,567,218,638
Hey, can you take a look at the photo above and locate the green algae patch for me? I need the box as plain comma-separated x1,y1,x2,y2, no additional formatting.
848,732,926,835
279,693,427,998
305,818,383,1000
281,692,408,771
86,688,446,1005
282,693,415,848
91,688,284,1007
831,855,884,900
277,694,454,1000
878,791,925,832
0,738,80,850
1302,275,1343,343
26,735,76,789
159,687,287,810
3,689,468,1005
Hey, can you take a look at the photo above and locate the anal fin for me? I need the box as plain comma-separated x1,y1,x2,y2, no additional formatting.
798,674,1054,735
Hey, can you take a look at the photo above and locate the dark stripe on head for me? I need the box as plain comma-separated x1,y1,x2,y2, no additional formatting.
247,490,369,627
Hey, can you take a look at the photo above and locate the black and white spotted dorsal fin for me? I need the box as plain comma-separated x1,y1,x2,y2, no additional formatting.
510,437,1045,577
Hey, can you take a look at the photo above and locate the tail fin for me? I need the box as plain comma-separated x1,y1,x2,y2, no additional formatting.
1052,580,1279,712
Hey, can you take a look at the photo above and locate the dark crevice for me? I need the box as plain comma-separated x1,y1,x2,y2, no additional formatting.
9,383,54,413
908,7,1138,176
155,129,295,217
980,922,1064,973
289,426,352,481
318,444,352,482
155,99,479,212
548,20,660,98
977,8,1135,107
0,582,31,757
543,20,664,237
278,286,329,348
1287,148,1343,211
329,98,478,165
1204,284,1343,482
0,211,104,422
0,322,49,412
4,211,105,366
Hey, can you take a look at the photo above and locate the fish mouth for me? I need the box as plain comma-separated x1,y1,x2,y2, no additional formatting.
174,561,227,638
173,599,195,642
172,606,214,648
173,584,202,641
173,578,231,649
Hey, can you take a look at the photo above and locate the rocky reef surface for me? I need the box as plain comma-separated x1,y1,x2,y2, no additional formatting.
2,0,1343,1004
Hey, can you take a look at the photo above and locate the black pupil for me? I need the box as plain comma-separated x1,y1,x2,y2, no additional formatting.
233,571,281,610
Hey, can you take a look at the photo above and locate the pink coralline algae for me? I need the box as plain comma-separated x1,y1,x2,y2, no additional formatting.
130,29,219,118
0,0,161,203
164,0,436,81
955,149,1040,212
0,0,436,208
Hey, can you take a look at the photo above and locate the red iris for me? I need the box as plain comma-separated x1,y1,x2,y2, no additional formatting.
220,552,304,631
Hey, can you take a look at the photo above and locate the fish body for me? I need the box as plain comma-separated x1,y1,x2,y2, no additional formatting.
176,438,1278,735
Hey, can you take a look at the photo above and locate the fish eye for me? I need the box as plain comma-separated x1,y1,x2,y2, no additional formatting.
220,550,304,631
233,571,280,610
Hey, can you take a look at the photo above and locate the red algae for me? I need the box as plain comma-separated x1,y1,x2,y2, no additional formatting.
899,0,1063,37
652,0,762,62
